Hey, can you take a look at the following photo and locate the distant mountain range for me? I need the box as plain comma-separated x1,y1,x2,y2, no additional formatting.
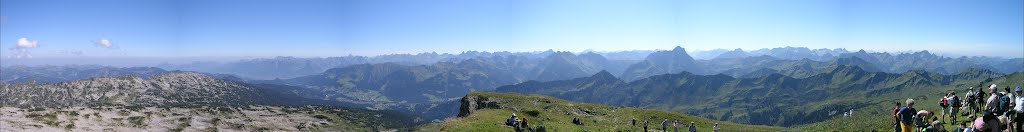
1,65,169,84
135,46,1022,82
156,51,564,80
496,65,1013,126
259,53,639,120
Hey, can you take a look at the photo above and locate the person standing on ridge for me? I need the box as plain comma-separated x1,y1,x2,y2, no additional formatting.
661,119,668,131
1015,86,1024,132
688,122,697,132
897,98,917,132
946,91,954,123
643,120,649,132
986,84,1000,113
894,102,903,132
941,92,951,123
713,122,720,132
673,120,679,132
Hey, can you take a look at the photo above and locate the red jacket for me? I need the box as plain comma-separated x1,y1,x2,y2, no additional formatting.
893,106,900,125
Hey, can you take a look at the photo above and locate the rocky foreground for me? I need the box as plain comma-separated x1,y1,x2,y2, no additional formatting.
0,72,418,132
0,106,403,132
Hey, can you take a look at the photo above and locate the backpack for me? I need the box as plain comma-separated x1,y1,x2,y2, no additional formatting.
999,94,1012,113
941,97,949,107
950,96,962,108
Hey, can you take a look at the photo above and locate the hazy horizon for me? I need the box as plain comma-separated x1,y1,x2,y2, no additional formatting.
0,46,1015,67
2,0,1022,60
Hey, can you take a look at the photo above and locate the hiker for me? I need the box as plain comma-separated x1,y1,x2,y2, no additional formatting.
1015,86,1024,132
507,113,519,126
950,91,961,123
897,98,917,132
979,87,989,114
572,117,583,125
983,84,999,114
688,122,696,132
941,93,951,123
893,102,903,132
915,110,933,131
1002,87,1015,131
673,120,679,132
643,120,649,132
661,119,668,131
967,87,978,115
713,122,720,132
521,117,530,131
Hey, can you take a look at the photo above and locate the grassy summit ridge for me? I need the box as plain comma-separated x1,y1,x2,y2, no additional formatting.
436,92,781,132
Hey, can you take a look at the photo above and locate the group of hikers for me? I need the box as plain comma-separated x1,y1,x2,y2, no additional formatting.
630,118,719,132
894,84,1024,132
507,113,545,132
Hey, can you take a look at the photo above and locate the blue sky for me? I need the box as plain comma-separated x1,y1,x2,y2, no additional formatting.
1,0,1021,58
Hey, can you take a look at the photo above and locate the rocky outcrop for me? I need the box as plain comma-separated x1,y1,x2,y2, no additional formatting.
457,94,504,117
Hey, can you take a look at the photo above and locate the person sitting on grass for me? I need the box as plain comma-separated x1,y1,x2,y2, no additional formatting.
507,113,518,127
955,121,968,132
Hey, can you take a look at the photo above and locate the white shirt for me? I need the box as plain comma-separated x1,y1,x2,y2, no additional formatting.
1014,94,1024,112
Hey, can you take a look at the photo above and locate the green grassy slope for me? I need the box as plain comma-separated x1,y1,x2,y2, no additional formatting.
795,72,1024,131
432,92,781,132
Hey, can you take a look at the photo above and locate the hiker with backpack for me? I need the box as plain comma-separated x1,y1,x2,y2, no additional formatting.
897,98,917,132
941,93,951,123
950,91,962,123
643,120,649,132
967,87,978,115
1002,87,1015,131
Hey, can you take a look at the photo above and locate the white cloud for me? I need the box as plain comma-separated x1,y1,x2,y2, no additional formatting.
16,38,38,49
10,38,38,58
95,38,115,49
